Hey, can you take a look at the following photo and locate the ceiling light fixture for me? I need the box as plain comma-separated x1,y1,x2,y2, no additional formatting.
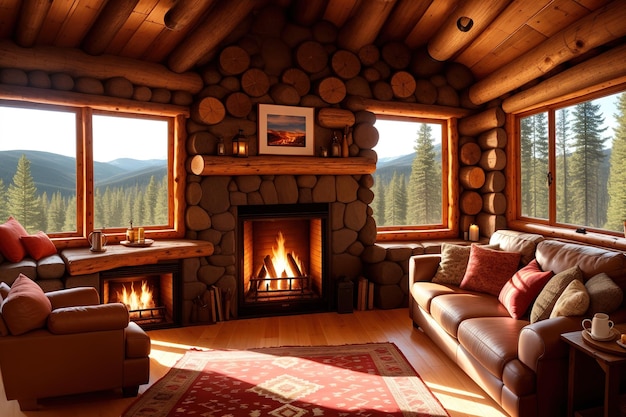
457,16,474,32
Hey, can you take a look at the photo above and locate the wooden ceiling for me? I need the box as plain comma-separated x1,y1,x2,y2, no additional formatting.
0,0,622,106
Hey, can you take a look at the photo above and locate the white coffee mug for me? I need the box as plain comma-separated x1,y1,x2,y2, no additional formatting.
582,313,614,339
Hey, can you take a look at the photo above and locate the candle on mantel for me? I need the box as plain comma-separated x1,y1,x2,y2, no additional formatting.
469,224,479,242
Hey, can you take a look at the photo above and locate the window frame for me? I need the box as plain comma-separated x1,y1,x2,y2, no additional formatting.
0,94,187,248
373,114,458,242
507,83,626,249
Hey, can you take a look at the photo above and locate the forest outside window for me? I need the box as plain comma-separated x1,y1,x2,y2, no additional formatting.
372,117,450,239
517,89,625,236
0,102,179,242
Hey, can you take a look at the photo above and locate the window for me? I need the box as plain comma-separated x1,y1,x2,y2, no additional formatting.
0,102,180,242
516,89,625,236
372,117,451,239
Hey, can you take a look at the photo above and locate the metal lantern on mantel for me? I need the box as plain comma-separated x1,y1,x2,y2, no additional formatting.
232,129,248,157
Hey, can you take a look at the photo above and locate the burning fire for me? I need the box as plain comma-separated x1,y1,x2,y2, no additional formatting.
271,232,304,278
117,280,155,312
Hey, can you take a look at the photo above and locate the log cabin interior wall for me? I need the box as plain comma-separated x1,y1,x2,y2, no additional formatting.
0,0,625,318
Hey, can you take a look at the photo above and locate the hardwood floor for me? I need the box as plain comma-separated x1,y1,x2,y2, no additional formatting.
0,308,508,417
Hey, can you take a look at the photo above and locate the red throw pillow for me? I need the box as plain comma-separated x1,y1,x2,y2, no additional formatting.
1,274,52,335
0,216,28,262
498,259,554,319
21,231,57,261
460,244,522,296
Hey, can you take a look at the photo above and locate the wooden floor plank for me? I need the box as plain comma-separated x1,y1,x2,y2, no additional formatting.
0,308,507,417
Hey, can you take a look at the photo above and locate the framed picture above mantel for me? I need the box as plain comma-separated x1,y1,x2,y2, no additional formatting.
258,104,314,156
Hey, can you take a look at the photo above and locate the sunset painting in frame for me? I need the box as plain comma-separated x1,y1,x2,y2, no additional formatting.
258,104,314,156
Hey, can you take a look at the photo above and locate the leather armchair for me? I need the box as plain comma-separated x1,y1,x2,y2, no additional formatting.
0,285,151,411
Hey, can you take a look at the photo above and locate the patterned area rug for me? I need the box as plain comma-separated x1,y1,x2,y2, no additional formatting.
122,343,449,417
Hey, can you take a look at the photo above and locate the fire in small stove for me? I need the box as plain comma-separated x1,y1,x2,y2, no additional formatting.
248,231,311,298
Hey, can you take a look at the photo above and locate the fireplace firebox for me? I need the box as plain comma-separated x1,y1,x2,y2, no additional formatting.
101,263,180,329
237,203,330,317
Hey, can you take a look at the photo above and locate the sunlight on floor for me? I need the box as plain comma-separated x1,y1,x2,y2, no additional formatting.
427,382,507,417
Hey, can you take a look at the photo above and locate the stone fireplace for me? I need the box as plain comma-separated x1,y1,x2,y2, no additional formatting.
237,203,330,317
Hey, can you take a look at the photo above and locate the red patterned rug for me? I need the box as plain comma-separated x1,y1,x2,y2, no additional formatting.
122,343,449,417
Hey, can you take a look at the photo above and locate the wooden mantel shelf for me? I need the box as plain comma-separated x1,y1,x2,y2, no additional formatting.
190,155,377,176
61,239,214,276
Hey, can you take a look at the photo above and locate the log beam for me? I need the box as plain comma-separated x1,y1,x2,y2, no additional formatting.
15,0,52,47
502,44,626,113
167,0,260,73
164,0,216,30
337,0,396,53
427,0,509,62
344,95,472,119
379,0,431,42
469,0,626,105
82,0,139,55
0,40,203,93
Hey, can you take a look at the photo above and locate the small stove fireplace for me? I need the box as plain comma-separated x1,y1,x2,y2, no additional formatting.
101,263,180,329
237,203,330,317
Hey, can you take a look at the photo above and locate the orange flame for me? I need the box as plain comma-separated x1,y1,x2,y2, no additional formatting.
267,232,304,290
117,281,155,312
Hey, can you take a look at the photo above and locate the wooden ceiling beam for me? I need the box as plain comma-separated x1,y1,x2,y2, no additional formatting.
0,40,203,93
15,0,52,47
164,0,215,31
290,0,329,27
404,0,457,49
82,0,139,55
337,0,396,53
322,0,359,28
167,0,260,73
427,0,510,62
469,0,626,105
502,44,626,113
378,0,431,42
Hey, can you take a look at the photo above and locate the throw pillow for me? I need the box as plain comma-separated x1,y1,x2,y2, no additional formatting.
0,292,8,336
585,273,623,316
550,279,590,318
432,243,471,285
530,265,583,323
459,244,522,296
0,274,52,335
498,259,554,319
21,231,57,261
0,216,28,262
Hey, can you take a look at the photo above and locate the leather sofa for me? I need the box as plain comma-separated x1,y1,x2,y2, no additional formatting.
409,230,626,417
0,277,151,410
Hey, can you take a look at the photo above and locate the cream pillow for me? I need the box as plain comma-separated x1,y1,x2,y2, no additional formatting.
530,265,582,323
550,280,590,318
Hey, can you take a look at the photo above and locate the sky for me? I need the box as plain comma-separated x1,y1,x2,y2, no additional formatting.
0,92,621,162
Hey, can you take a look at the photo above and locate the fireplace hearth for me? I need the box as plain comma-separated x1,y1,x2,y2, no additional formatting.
101,263,180,329
237,203,330,317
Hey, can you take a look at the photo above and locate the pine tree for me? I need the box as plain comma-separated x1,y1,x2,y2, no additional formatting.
555,108,572,224
407,124,441,224
371,176,386,226
569,101,608,227
7,155,44,232
143,176,158,225
384,172,406,225
0,178,7,221
605,93,626,231
154,176,169,225
520,113,549,218
46,191,66,233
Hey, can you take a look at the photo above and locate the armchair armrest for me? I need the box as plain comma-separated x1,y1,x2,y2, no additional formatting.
47,303,129,335
518,315,581,372
46,287,100,309
409,254,441,284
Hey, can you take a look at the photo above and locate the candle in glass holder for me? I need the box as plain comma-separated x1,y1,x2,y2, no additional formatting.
137,227,145,243
469,224,479,241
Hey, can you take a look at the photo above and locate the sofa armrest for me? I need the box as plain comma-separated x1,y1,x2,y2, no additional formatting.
409,254,441,284
47,303,129,334
46,287,100,309
518,315,582,372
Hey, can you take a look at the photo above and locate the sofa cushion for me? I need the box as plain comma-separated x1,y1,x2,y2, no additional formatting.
550,279,589,318
460,245,521,296
498,259,554,319
0,216,28,263
458,317,529,380
585,273,623,315
489,230,544,265
432,243,471,285
0,258,37,284
0,274,52,335
411,281,458,313
530,265,582,323
21,231,57,261
430,291,510,338
36,254,66,279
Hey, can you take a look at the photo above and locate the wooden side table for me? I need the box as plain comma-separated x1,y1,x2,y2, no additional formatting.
561,324,626,417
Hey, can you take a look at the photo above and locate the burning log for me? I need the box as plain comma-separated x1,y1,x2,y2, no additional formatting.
263,255,278,278
288,253,303,277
